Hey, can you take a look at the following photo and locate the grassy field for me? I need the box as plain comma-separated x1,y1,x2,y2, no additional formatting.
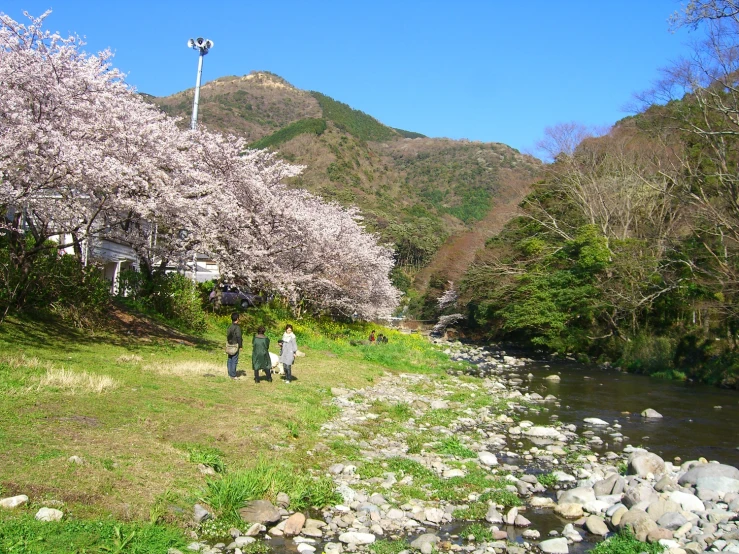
0,306,451,552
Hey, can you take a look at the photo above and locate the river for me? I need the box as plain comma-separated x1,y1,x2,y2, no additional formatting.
502,351,739,468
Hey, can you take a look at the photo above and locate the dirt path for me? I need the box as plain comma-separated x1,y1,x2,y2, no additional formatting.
413,180,531,292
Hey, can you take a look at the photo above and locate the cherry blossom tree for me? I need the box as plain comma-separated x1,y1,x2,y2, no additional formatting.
0,11,399,317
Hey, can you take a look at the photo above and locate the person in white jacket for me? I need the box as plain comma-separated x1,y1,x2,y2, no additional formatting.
280,324,298,383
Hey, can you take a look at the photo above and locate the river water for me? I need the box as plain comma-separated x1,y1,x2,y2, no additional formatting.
502,351,739,468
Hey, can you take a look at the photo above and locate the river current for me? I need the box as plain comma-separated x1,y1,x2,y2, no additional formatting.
501,351,739,468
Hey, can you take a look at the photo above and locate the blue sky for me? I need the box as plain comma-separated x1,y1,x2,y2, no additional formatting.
7,1,697,153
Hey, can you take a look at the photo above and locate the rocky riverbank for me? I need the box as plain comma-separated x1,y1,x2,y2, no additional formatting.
3,340,737,554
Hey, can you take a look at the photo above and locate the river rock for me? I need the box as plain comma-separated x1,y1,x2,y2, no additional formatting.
679,463,739,486
514,514,531,527
443,468,465,478
594,474,623,496
618,509,658,541
524,426,565,439
553,471,576,483
585,515,609,536
657,511,688,530
646,499,681,521
193,504,210,523
628,451,666,478
239,500,281,524
641,409,663,419
558,486,596,505
357,503,379,514
297,544,316,554
478,451,498,466
339,532,375,545
276,492,290,507
584,418,609,426
425,507,444,523
35,507,63,521
544,375,561,382
530,497,556,508
485,505,503,524
623,483,657,508
669,490,705,512
554,503,584,519
647,528,673,543
324,543,342,554
0,495,28,509
539,537,569,554
697,476,739,494
284,513,306,536
410,533,440,551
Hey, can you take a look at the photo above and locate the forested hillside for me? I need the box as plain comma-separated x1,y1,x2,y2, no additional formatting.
458,2,739,387
149,72,542,302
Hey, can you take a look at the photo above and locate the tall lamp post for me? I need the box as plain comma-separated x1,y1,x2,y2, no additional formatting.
187,37,214,130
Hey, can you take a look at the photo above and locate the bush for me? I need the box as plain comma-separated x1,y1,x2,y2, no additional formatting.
0,239,111,326
117,271,206,333
620,334,676,375
590,529,664,554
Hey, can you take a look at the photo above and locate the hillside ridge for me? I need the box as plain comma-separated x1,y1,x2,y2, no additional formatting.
148,71,542,305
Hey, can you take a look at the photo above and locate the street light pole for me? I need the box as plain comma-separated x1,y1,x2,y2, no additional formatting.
187,37,214,131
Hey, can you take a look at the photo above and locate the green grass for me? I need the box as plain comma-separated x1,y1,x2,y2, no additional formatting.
463,523,494,542
590,530,664,554
202,459,341,519
0,516,188,554
453,502,488,520
536,472,557,488
0,307,450,549
436,436,476,458
370,539,411,554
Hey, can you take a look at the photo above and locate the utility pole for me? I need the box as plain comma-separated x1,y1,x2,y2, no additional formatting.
187,37,214,130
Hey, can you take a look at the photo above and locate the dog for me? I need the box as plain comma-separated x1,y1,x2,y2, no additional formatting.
269,352,284,375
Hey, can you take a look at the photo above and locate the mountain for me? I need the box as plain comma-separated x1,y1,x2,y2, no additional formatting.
149,71,542,305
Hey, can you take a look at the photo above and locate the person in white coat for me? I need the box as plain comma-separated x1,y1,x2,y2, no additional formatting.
280,324,298,383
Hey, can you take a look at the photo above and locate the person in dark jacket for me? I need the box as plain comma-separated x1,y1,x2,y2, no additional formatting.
226,312,243,379
251,325,272,383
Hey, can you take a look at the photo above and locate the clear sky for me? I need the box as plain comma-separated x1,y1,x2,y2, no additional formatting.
6,1,698,153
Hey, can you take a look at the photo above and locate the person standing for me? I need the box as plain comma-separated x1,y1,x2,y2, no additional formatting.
251,326,272,383
226,312,243,380
280,324,297,383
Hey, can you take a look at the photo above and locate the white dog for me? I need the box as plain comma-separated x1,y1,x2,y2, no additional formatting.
269,352,284,375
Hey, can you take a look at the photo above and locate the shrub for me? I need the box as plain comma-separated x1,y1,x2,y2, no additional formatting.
620,334,676,375
590,529,664,554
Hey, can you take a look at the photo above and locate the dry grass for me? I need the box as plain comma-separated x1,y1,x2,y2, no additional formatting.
0,353,45,369
116,354,143,364
145,360,223,376
36,367,119,393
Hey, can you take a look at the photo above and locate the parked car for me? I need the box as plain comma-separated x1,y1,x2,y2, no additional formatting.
209,285,264,309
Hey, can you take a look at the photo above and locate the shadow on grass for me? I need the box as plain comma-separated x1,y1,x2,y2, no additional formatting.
0,307,218,353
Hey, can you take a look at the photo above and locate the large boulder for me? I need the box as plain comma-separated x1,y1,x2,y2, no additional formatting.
284,513,306,536
679,463,739,494
646,499,681,521
622,483,657,508
678,463,739,486
339,532,375,545
628,452,666,478
239,500,281,524
555,503,584,519
657,512,688,531
594,474,623,496
557,486,596,505
618,509,659,542
668,490,705,513
539,538,569,554
585,515,609,536
0,495,28,509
